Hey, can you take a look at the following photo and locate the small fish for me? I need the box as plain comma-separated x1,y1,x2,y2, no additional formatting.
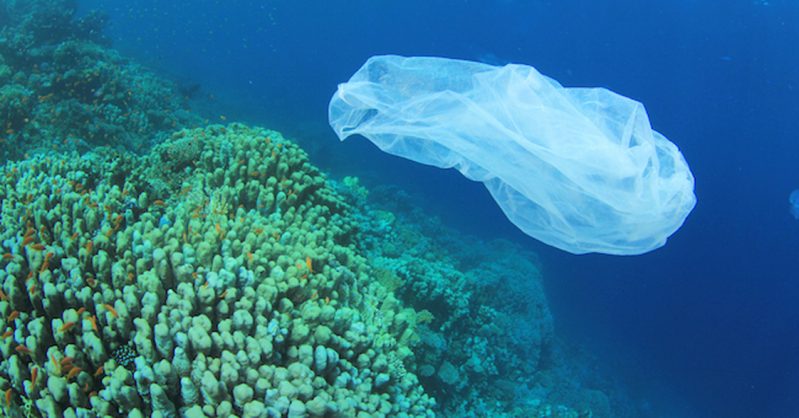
4,388,10,406
306,256,313,273
8,311,19,322
66,366,81,380
1,330,12,339
76,307,86,315
103,304,118,318
59,321,76,333
152,199,165,206
88,315,98,332
15,344,32,356
30,367,38,385
29,243,45,251
2,253,14,260
93,366,104,377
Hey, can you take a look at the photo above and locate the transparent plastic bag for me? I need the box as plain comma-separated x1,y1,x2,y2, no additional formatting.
329,55,696,255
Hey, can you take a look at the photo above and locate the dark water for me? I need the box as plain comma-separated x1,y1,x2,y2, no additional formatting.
81,1,799,416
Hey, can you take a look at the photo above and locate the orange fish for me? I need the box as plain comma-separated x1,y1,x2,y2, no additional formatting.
153,199,165,206
1,330,12,339
2,253,13,260
7,311,19,322
103,304,118,318
0,290,8,301
93,366,104,377
76,307,86,315
29,243,45,251
59,321,76,333
305,256,313,273
4,388,10,406
15,344,32,356
30,367,38,385
66,366,81,380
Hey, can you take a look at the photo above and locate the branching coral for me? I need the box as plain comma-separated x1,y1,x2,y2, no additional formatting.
0,124,434,417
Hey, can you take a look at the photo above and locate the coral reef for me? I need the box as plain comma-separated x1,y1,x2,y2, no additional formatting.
337,181,629,417
0,124,434,417
0,0,201,160
0,2,641,417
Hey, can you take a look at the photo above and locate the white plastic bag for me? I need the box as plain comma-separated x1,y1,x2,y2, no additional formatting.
329,55,696,255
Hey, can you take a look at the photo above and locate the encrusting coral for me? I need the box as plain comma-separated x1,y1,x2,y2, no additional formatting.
0,123,435,417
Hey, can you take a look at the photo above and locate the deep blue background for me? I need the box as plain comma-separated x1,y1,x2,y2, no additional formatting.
81,1,799,416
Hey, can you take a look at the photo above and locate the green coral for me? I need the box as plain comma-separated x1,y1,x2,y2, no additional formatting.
0,0,200,160
342,182,626,417
0,124,434,417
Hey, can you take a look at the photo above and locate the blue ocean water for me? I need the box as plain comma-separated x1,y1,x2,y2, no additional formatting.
80,1,799,416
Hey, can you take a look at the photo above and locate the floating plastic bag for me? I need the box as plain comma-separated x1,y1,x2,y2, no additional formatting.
329,55,696,255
